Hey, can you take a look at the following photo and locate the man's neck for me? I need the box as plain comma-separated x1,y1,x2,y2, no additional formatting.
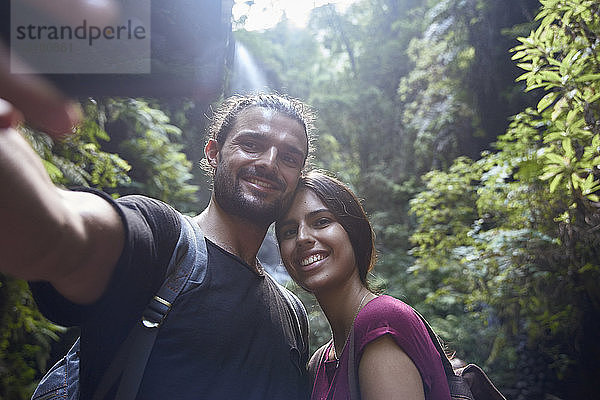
193,198,270,268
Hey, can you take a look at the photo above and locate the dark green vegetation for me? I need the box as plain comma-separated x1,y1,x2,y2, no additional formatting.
1,1,598,399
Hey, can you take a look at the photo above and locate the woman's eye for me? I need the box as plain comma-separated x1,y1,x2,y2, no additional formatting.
281,227,297,239
314,217,331,227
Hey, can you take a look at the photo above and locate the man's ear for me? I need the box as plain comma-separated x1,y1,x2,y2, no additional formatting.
205,139,220,168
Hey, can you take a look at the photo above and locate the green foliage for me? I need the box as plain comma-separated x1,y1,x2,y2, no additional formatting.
234,21,320,99
23,102,132,191
408,1,600,397
0,276,64,400
512,0,600,205
104,99,199,212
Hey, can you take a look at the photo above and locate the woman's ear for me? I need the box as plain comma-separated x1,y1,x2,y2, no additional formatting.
204,139,220,168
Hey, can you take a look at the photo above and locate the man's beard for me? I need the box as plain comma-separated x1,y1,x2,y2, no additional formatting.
213,161,291,226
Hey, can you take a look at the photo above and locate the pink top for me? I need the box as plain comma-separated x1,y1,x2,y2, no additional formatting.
311,295,451,400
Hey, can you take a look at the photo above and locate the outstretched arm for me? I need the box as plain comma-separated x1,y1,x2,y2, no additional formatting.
0,0,123,304
0,108,124,304
359,335,425,400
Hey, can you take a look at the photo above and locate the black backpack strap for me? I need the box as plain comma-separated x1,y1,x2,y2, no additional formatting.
92,214,206,400
412,309,506,400
410,309,476,400
410,308,457,376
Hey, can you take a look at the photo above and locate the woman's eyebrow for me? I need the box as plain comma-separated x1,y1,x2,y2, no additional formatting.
279,208,331,227
307,209,330,217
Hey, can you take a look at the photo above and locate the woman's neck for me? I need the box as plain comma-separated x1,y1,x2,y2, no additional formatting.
316,284,374,358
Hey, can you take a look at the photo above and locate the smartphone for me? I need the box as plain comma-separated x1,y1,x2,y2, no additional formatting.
1,0,233,99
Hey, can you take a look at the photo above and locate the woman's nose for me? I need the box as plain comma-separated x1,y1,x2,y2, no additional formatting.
296,224,315,247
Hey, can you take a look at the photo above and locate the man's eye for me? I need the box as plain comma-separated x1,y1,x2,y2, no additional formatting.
240,141,259,152
282,153,301,168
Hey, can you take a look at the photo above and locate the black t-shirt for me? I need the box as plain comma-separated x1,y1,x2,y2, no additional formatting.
31,193,309,400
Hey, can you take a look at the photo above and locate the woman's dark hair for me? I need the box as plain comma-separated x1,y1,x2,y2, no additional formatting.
277,171,376,285
201,93,315,175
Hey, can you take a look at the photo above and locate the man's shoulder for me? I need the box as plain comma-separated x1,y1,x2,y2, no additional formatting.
116,194,182,235
116,194,178,214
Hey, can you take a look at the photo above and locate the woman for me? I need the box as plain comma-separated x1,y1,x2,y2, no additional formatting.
276,171,451,400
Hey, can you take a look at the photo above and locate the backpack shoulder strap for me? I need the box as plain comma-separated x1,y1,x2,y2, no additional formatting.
410,308,457,376
410,308,475,400
308,342,329,390
348,325,360,400
269,277,309,364
412,308,506,400
93,214,206,400
456,364,506,400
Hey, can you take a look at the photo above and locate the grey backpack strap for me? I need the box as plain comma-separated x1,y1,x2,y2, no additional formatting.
307,342,328,391
278,282,309,360
268,275,310,376
92,215,207,400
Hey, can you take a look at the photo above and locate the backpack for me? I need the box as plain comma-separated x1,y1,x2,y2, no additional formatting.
307,305,506,400
31,215,308,400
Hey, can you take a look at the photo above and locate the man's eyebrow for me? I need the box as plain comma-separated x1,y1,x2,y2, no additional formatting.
285,146,306,157
234,130,306,156
233,130,268,140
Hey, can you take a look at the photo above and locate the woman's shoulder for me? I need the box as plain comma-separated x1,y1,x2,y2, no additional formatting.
359,295,419,320
355,295,425,335
353,296,451,399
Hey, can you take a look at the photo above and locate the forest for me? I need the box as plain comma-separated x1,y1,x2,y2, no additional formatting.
1,0,599,399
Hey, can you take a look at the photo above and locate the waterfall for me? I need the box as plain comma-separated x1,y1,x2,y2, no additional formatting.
229,42,269,94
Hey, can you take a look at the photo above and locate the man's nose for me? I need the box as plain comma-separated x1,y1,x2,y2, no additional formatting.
256,146,278,170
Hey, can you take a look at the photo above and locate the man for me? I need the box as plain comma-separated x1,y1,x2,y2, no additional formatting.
1,92,314,399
